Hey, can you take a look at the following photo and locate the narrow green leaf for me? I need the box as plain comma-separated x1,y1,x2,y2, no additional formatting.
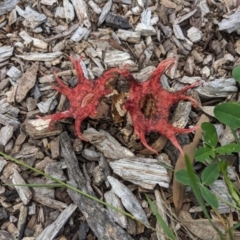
201,162,219,186
214,103,240,130
146,194,176,240
201,122,218,148
200,186,219,208
195,146,215,162
216,143,240,155
232,65,240,82
232,222,240,230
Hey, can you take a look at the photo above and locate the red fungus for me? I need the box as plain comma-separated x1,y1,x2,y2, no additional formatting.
116,58,200,155
40,57,117,140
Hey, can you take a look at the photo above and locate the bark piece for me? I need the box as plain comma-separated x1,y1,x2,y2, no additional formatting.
98,0,112,26
106,12,132,29
0,231,14,240
59,132,133,240
116,29,141,43
0,46,13,63
210,180,235,214
12,169,32,205
19,31,48,49
83,128,134,159
16,62,38,103
33,192,68,210
0,125,14,146
104,189,128,229
16,52,62,61
155,189,168,240
36,204,77,240
107,176,149,226
0,0,19,16
71,0,91,28
196,78,237,98
15,6,47,28
109,157,170,189
219,7,240,34
22,118,63,139
0,114,20,130
187,27,202,43
63,0,75,22
17,205,28,240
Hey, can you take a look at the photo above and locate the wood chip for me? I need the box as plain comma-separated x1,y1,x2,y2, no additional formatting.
16,62,38,103
0,125,14,146
104,189,128,229
83,128,134,159
12,169,32,205
22,119,62,139
108,176,149,226
36,204,77,240
71,0,91,28
60,132,134,240
110,157,170,189
98,0,112,26
16,52,62,61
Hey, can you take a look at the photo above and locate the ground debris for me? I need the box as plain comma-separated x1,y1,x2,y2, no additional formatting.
0,0,240,239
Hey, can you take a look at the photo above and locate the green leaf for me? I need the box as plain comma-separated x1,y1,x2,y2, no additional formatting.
195,146,215,162
185,155,225,239
200,186,219,208
201,162,219,186
216,143,240,155
201,122,218,148
145,194,176,240
175,169,191,185
175,169,200,186
214,103,240,130
232,66,240,82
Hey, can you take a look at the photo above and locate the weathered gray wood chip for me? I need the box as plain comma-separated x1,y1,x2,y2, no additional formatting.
33,192,68,210
83,128,134,159
22,119,62,139
0,125,14,146
15,6,47,28
98,0,112,26
108,176,150,226
210,180,235,214
12,169,32,205
110,158,170,189
17,205,28,240
219,7,240,34
36,204,77,240
16,51,62,61
60,132,133,240
104,189,128,228
16,62,38,103
71,0,91,28
196,78,237,98
0,0,19,16
0,46,14,63
0,114,20,130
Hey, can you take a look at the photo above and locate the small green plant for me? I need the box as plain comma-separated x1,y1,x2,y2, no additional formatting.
176,65,240,209
174,66,240,239
176,109,240,209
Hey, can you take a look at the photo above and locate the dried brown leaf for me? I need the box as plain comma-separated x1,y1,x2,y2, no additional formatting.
173,114,209,215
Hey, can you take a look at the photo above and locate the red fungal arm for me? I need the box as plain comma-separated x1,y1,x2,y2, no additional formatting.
118,59,200,155
41,57,117,140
